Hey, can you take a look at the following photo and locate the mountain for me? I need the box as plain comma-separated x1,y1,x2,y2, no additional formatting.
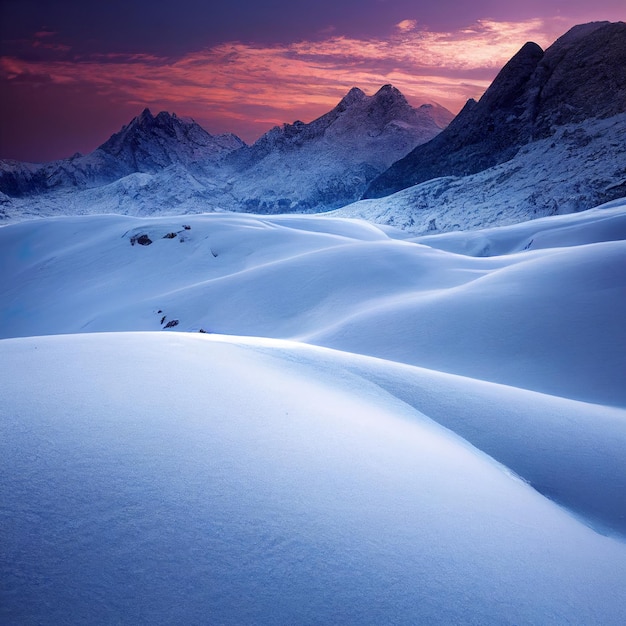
0,110,245,198
98,108,245,171
365,21,626,199
0,86,451,219
224,85,452,212
331,112,626,233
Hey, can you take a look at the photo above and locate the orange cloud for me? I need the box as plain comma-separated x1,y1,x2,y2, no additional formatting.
396,19,418,33
1,17,573,141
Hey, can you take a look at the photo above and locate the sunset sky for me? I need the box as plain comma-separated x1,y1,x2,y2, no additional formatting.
1,1,624,162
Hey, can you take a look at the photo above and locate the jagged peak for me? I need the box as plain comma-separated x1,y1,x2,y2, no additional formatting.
502,41,544,72
371,84,411,108
155,110,177,122
137,108,154,123
476,40,543,109
337,87,367,109
374,84,403,97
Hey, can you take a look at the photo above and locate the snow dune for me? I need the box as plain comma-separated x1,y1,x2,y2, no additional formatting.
2,204,626,622
2,332,626,624
1,208,624,405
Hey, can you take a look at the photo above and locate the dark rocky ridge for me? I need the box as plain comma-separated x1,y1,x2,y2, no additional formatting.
364,21,626,199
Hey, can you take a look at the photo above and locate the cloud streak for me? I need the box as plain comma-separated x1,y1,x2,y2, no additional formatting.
2,17,571,142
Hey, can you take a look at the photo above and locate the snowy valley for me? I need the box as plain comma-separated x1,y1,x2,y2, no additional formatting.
2,19,626,626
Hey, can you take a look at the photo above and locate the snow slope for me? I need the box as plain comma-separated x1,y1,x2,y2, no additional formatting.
2,205,625,622
330,113,626,234
2,332,626,624
1,208,625,406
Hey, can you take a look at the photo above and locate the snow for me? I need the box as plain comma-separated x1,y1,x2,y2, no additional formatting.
329,113,626,234
2,209,625,405
2,203,626,622
2,332,626,624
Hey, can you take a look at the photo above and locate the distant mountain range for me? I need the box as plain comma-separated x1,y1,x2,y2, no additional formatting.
0,85,451,217
1,21,625,232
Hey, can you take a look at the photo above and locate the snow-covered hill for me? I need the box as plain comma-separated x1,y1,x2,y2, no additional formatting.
2,331,626,624
2,204,626,622
2,207,625,407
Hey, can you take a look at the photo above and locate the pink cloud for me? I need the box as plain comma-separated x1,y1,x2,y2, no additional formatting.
1,17,578,142
33,30,58,39
396,19,418,33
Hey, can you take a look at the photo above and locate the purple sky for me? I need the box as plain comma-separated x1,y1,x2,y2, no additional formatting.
1,1,624,162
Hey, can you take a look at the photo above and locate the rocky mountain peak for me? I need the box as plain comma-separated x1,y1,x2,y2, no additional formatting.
337,87,367,110
364,20,626,199
478,41,544,112
97,109,244,171
230,85,453,171
373,84,407,103
137,108,155,123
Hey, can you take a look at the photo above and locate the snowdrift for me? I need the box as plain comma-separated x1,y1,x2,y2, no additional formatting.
1,208,625,406
2,204,625,623
2,332,626,624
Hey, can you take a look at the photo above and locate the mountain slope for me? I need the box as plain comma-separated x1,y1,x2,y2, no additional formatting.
0,109,245,197
331,113,626,234
365,21,626,199
0,86,451,218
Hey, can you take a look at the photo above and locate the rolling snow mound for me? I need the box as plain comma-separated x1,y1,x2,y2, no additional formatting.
2,203,625,623
2,332,626,624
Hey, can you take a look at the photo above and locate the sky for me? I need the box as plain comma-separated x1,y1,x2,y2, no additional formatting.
0,1,624,162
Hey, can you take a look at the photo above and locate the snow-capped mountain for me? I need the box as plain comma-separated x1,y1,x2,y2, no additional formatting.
365,21,626,199
331,113,626,233
224,85,452,212
99,108,245,171
0,85,451,219
0,110,245,197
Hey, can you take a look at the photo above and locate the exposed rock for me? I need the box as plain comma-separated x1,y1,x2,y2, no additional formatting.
130,234,152,246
